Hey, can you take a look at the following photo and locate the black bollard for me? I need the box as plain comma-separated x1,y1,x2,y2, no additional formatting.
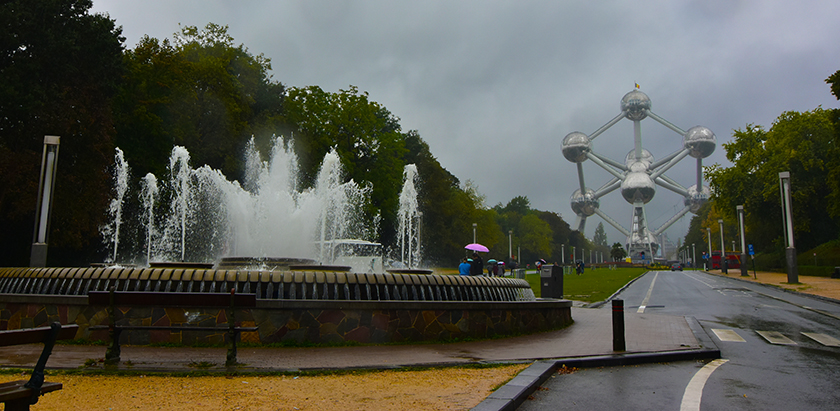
612,299,626,351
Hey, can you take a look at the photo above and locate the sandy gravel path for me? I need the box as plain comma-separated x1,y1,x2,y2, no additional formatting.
0,364,527,410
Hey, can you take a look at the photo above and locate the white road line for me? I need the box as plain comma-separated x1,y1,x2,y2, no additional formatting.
680,359,729,411
684,272,717,288
802,332,840,347
711,329,746,342
756,330,797,345
637,272,659,313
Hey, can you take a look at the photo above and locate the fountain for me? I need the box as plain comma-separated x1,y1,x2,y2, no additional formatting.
0,136,571,346
100,148,130,264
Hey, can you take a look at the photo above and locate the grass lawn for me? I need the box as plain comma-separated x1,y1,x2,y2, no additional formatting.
524,266,648,302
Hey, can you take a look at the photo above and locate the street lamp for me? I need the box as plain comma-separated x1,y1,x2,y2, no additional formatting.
718,219,727,274
30,135,60,267
737,205,748,276
561,244,565,265
508,230,512,264
692,243,696,269
779,172,798,283
472,223,477,244
706,227,711,270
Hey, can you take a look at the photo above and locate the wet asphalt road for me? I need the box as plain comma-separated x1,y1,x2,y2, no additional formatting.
519,270,840,410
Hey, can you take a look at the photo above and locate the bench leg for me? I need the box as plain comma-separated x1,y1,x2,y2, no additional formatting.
226,329,238,367
5,397,33,411
104,328,122,365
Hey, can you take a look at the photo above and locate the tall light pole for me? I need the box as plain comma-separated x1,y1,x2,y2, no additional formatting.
508,230,513,263
706,227,711,270
692,243,696,269
30,135,60,267
561,244,565,264
472,223,477,244
779,172,798,283
737,205,748,276
718,219,727,274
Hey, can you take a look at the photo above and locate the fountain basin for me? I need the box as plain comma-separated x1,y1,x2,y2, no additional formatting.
0,267,571,345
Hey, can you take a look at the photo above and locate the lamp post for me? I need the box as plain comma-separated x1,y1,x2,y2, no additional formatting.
718,219,727,274
472,223,477,244
692,243,696,269
779,172,798,283
737,205,748,276
561,244,565,265
30,136,60,267
508,230,513,264
706,227,711,271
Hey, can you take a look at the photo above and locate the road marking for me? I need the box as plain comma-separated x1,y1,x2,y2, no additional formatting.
680,358,729,411
756,330,797,345
711,329,745,342
801,332,840,347
637,272,659,313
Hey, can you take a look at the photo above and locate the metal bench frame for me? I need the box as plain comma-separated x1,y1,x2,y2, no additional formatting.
0,323,79,411
88,288,258,367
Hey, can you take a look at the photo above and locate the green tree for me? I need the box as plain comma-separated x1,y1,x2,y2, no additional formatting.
518,214,552,261
706,107,840,255
283,85,407,246
0,0,125,265
114,23,286,180
593,222,608,248
610,242,627,261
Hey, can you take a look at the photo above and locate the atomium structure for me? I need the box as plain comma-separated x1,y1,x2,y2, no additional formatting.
562,88,716,260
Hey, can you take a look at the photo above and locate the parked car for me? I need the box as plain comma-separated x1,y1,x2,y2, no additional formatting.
670,263,683,271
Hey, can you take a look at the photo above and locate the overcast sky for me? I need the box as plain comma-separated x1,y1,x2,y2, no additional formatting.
90,0,840,249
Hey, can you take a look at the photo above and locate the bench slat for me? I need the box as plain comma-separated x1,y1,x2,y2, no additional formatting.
0,325,79,347
88,291,257,307
0,381,63,402
89,325,259,332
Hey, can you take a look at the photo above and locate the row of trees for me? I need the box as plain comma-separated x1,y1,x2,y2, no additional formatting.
1,3,606,267
680,71,840,267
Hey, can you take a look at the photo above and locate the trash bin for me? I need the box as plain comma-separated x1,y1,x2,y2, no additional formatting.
540,264,563,298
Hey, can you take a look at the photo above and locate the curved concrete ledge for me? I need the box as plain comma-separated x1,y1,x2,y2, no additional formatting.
0,267,536,302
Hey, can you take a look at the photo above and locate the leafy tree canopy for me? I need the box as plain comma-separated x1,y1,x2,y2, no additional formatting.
0,0,124,265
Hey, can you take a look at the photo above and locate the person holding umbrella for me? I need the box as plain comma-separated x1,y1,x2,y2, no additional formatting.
465,243,488,276
470,252,483,276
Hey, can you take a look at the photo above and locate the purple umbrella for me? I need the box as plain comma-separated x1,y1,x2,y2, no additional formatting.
465,243,489,253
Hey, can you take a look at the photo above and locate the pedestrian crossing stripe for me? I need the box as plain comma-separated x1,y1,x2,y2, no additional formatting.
712,329,745,342
756,331,797,345
802,332,840,347
712,328,840,346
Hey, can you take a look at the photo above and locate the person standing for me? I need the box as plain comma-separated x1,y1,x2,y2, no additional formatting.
459,258,471,276
470,252,483,276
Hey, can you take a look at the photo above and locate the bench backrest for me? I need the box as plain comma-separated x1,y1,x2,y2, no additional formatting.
87,291,257,307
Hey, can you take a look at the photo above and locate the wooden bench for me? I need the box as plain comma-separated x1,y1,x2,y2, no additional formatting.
88,288,258,367
0,323,79,411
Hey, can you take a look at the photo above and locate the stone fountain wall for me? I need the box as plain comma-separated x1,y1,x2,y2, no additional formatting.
0,267,571,344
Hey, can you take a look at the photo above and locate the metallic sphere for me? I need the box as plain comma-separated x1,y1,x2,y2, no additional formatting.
562,132,591,163
683,126,716,159
624,148,654,171
570,188,599,217
621,89,651,121
620,172,656,204
684,184,711,214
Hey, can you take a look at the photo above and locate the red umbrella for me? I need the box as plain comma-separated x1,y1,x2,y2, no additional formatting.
465,243,489,253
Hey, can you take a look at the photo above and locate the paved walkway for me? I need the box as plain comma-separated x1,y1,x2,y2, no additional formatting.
0,307,702,373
